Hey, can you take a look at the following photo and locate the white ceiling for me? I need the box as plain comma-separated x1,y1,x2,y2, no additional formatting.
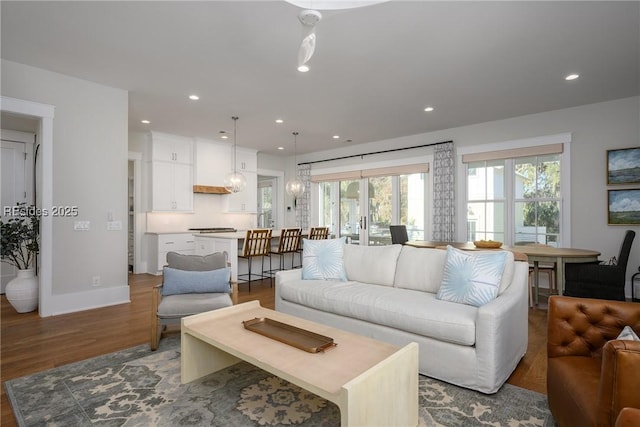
1,1,638,156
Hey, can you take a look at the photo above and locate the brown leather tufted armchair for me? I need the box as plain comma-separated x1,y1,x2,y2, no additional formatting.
547,296,640,427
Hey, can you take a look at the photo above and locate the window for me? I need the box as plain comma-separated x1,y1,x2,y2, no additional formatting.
462,139,566,246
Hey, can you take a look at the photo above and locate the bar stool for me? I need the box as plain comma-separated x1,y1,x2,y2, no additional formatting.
308,226,329,240
237,228,272,291
270,228,302,278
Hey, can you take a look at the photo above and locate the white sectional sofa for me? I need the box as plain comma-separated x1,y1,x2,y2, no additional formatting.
275,243,529,394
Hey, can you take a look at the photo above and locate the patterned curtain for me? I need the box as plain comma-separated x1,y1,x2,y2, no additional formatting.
296,164,311,231
432,142,455,242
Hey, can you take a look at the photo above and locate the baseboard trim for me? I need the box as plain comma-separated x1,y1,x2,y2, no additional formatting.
46,285,130,316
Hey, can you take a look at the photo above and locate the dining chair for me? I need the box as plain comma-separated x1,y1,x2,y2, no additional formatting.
270,228,302,277
564,230,635,301
308,226,330,240
524,243,557,307
237,228,273,291
390,225,409,245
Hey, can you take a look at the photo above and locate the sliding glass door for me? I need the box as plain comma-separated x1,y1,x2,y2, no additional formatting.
318,172,426,245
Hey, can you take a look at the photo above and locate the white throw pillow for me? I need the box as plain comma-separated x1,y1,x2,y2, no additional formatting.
302,237,347,281
343,243,403,286
436,245,508,307
616,325,640,341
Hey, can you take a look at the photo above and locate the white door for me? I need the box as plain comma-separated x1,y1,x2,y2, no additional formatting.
1,136,34,292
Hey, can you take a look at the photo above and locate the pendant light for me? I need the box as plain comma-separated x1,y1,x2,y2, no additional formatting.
224,116,247,193
285,131,305,198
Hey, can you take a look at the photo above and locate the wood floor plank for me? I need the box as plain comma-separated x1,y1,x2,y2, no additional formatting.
1,274,547,426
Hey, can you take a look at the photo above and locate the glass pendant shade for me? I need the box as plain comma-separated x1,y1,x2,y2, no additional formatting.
286,178,305,198
224,171,247,193
224,116,245,193
285,131,305,198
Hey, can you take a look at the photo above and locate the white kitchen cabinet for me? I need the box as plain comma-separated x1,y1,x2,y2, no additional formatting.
147,233,196,275
147,132,193,212
194,138,231,186
152,132,193,164
234,147,257,172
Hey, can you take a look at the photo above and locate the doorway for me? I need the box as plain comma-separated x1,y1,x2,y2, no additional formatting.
1,126,36,292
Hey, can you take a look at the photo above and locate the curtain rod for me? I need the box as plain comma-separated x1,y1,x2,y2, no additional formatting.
298,140,453,165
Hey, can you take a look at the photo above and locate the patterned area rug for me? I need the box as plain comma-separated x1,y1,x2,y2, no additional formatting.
5,337,555,426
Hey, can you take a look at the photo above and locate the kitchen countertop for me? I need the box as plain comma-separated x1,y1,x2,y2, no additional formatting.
145,231,197,235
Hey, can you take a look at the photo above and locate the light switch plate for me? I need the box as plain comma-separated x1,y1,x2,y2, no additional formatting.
107,221,122,231
74,221,90,231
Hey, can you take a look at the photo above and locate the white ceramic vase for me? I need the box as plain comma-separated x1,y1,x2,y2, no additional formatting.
6,269,39,313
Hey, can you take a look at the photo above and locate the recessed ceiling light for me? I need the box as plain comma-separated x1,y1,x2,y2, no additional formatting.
297,65,310,73
141,119,150,124
424,106,434,112
565,74,579,81
275,119,284,124
189,94,200,100
278,146,285,150
221,135,229,139
332,135,340,139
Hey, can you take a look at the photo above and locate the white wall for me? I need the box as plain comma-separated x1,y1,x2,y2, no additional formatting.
1,60,130,314
298,96,640,297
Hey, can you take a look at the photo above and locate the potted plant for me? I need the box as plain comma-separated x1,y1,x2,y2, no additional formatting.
1,204,40,312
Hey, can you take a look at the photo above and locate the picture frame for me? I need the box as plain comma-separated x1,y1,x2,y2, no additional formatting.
608,189,640,225
607,147,640,185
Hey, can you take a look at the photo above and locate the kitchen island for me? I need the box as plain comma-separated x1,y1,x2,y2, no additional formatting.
194,230,294,281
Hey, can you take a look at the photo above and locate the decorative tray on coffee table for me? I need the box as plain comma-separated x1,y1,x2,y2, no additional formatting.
242,317,337,353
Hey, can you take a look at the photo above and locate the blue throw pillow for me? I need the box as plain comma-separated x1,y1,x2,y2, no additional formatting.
162,266,231,296
436,246,507,307
302,237,347,281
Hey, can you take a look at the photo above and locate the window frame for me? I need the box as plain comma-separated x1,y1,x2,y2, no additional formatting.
457,133,572,246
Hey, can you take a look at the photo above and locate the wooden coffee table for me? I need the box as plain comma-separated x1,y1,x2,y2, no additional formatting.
181,300,419,426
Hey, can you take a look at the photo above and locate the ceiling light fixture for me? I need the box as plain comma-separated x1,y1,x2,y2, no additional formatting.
332,135,340,139
565,74,579,81
141,119,150,124
223,116,247,194
278,146,285,150
286,1,388,10
189,94,200,100
275,119,284,124
297,9,322,72
285,131,305,198
424,106,434,112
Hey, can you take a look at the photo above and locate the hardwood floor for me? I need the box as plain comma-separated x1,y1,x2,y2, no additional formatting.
1,274,548,426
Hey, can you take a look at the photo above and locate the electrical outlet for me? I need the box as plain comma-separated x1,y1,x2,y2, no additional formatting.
92,276,101,286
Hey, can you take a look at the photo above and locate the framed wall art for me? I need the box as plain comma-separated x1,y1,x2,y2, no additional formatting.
608,189,640,225
607,147,640,185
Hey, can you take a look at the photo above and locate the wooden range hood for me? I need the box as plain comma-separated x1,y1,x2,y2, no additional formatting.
193,185,231,194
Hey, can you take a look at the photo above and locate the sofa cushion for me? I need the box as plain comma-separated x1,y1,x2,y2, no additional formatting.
343,244,403,286
394,246,447,293
157,292,232,318
302,237,347,281
278,279,477,346
436,246,507,307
